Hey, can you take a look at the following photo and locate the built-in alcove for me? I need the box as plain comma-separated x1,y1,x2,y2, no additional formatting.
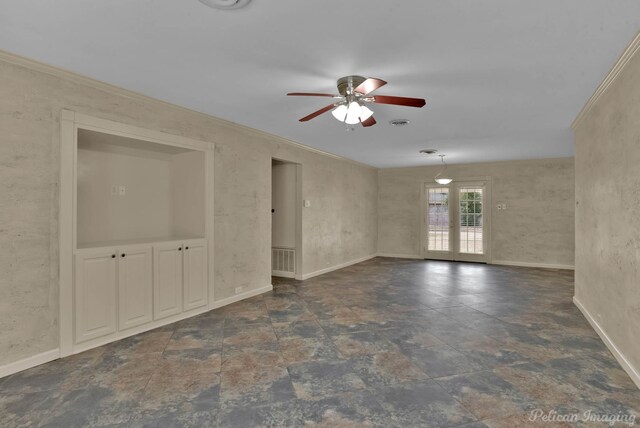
76,129,205,248
59,111,215,357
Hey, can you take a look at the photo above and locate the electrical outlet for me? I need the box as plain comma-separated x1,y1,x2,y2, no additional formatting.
234,286,245,295
111,185,118,196
303,200,311,208
118,185,126,196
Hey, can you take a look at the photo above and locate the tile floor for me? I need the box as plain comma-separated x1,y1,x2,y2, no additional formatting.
1,258,639,427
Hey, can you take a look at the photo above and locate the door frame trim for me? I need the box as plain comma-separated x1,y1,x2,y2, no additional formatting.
420,176,493,263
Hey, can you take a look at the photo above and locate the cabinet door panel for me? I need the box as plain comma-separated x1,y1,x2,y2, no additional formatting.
153,243,183,320
183,240,208,311
118,246,153,330
75,250,117,343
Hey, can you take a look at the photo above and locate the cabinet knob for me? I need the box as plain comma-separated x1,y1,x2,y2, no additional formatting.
178,247,182,251
111,254,116,258
185,246,189,250
121,254,126,257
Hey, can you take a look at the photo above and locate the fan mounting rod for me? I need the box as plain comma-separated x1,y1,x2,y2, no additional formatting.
337,75,367,96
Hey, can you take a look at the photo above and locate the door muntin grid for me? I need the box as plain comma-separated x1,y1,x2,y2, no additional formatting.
458,187,483,254
427,188,450,251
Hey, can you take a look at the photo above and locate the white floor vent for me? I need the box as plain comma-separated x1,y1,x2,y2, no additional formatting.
272,247,295,278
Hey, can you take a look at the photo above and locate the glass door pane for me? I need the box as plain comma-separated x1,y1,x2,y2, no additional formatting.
458,188,483,254
427,188,450,252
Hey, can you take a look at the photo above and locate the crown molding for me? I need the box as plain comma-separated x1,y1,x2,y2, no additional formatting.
571,30,640,130
0,49,375,170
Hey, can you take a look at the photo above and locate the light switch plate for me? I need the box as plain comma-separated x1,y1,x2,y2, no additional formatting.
303,200,311,208
118,185,126,196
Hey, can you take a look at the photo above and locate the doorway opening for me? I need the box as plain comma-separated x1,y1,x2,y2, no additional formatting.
271,159,302,278
422,180,491,263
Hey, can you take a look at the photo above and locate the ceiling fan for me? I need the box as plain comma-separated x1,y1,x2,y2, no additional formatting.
287,75,426,127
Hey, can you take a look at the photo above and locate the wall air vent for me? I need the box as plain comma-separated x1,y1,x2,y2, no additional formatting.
198,0,252,10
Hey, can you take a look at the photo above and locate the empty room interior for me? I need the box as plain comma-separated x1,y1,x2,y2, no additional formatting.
1,1,640,427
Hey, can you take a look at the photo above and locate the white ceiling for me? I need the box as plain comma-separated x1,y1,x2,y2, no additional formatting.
1,1,639,167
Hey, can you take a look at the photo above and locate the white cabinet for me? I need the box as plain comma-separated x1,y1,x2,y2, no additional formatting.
118,246,153,330
153,239,208,320
75,249,118,343
153,242,183,320
73,238,208,347
183,239,208,311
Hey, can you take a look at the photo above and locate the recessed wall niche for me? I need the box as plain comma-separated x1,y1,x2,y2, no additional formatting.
76,129,205,248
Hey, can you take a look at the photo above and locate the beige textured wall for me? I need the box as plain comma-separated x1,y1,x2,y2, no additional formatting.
378,158,575,265
574,46,640,373
77,137,174,245
0,57,377,366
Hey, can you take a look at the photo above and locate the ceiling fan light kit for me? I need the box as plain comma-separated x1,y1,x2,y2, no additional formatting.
287,75,426,128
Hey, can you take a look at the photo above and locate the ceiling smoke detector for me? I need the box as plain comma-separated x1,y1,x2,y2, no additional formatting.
420,149,438,155
389,119,410,127
198,0,252,10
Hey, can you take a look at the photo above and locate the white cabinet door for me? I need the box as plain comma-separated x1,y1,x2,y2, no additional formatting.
118,245,153,330
153,242,183,320
75,249,117,343
183,239,208,311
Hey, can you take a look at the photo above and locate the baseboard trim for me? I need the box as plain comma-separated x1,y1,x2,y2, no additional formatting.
297,254,377,280
211,284,273,309
376,253,422,259
0,349,60,379
491,260,574,270
573,296,640,389
272,271,295,279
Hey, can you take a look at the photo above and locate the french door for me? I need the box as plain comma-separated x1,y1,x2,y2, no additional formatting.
423,182,489,263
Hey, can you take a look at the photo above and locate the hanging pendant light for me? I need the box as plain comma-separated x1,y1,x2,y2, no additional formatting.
435,154,453,185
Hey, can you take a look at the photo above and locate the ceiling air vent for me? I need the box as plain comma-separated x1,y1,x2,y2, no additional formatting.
389,119,410,127
199,0,252,10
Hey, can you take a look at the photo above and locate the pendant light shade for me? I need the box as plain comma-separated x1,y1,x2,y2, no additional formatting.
331,104,348,122
344,101,363,125
359,105,374,122
435,177,453,185
435,155,453,185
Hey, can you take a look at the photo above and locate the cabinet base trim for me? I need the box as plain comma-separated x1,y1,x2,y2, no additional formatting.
211,285,273,309
0,349,60,379
72,306,209,355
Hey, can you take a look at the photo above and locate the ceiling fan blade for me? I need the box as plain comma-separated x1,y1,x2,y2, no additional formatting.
371,95,426,108
361,116,376,127
287,92,337,97
354,78,387,95
299,104,336,122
